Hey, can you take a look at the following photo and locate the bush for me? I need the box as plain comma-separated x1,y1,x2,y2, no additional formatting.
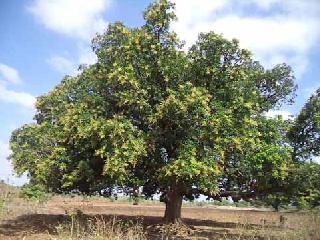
20,184,49,203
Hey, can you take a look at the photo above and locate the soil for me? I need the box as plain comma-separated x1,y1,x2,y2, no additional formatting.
0,196,317,239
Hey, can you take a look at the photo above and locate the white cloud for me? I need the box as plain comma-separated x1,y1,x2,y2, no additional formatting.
246,0,279,10
210,16,317,78
47,55,76,74
211,16,312,53
47,45,98,75
172,0,320,79
0,63,36,110
27,0,106,73
0,85,36,110
27,0,111,40
0,63,22,84
173,0,226,26
265,110,293,120
78,44,98,65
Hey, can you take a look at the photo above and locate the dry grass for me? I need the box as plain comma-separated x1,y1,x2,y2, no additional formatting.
55,213,147,240
0,183,20,221
0,194,319,240
219,212,320,240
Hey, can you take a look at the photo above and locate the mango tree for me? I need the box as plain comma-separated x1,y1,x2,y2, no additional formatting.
10,0,296,223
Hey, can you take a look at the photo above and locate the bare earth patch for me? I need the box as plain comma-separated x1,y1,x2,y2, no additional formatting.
0,196,319,239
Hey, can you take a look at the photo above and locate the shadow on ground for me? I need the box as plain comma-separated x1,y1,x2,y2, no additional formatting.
0,213,272,239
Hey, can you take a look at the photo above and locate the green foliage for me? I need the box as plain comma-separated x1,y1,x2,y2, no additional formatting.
286,163,320,208
288,88,320,161
20,184,49,202
9,0,296,208
261,163,320,210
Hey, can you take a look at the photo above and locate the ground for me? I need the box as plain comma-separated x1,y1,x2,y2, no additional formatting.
0,194,319,240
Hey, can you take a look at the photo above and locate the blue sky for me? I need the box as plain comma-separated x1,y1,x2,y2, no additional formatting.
0,0,319,185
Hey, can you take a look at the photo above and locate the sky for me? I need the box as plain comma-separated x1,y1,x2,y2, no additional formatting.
0,0,319,185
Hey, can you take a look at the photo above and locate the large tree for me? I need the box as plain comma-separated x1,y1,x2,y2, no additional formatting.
10,0,296,223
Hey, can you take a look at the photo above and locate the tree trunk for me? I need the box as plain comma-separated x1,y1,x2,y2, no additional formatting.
163,188,183,224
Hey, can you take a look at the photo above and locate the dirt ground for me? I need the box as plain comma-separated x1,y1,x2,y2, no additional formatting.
0,196,318,239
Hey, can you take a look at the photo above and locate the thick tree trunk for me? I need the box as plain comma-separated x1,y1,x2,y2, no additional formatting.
163,188,183,224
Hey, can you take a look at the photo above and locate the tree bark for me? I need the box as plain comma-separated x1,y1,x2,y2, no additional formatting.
163,188,183,224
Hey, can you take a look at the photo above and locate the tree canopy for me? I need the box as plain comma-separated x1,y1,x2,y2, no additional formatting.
288,88,320,162
9,0,298,222
284,163,320,208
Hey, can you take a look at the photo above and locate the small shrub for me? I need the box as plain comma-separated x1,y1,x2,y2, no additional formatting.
20,184,50,203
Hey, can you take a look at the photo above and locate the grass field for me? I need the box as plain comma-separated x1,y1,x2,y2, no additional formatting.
0,185,319,239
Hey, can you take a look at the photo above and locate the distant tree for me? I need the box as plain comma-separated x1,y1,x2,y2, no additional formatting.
262,89,320,210
9,0,296,223
268,163,320,210
286,163,320,208
288,88,320,162
273,88,320,210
